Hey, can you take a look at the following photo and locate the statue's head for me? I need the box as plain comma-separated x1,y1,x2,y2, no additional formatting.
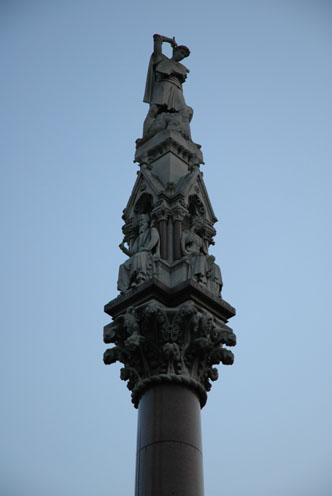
173,45,190,62
138,214,149,232
191,216,205,232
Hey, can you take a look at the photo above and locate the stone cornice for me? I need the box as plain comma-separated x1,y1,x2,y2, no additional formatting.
105,278,236,322
134,129,204,167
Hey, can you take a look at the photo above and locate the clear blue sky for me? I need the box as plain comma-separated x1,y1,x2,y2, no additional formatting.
1,1,331,495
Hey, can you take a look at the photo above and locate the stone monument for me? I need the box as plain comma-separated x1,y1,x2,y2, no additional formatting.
104,34,236,496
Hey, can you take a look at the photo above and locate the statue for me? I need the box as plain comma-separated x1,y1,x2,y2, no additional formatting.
207,255,223,296
181,218,209,285
117,214,160,293
142,33,193,141
181,219,223,296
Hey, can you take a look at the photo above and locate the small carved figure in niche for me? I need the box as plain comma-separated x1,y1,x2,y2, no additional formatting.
194,313,214,353
206,255,223,296
122,307,143,350
142,34,193,141
181,218,209,285
117,214,160,293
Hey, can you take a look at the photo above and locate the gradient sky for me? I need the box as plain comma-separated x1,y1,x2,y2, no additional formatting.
1,1,332,495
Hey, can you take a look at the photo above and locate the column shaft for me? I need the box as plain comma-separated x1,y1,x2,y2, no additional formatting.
173,220,182,260
135,384,204,496
167,217,174,262
159,219,168,260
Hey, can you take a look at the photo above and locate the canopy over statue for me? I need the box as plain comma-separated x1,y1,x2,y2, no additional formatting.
141,34,194,142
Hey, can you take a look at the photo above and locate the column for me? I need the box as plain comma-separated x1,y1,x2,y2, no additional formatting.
135,384,204,496
172,201,187,261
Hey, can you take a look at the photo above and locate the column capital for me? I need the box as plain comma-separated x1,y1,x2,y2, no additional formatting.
152,199,171,222
104,299,236,408
171,199,187,222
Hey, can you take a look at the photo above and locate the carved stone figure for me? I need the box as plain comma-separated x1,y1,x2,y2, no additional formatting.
181,218,209,285
117,214,160,293
142,34,193,141
207,255,223,296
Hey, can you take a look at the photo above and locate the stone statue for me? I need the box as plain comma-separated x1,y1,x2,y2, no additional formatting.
142,33,193,141
207,255,223,296
117,214,160,293
181,218,209,285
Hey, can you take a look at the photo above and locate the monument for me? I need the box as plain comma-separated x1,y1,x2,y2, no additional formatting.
104,34,236,496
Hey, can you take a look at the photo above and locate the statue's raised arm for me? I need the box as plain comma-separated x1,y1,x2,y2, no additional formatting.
152,33,177,60
141,33,193,142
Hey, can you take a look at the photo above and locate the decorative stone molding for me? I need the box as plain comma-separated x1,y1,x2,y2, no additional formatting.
171,199,188,222
188,194,206,217
104,300,236,408
134,130,204,167
165,181,176,196
152,199,171,222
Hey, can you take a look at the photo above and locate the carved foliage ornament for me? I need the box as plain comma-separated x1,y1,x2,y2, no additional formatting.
104,301,236,408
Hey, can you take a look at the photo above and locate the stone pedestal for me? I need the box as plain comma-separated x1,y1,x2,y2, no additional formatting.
134,129,204,171
135,384,204,496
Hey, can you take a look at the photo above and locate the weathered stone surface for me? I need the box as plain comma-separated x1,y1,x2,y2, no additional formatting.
103,33,236,496
135,129,204,168
104,293,236,408
118,138,225,298
141,34,193,143
105,278,236,322
117,214,160,293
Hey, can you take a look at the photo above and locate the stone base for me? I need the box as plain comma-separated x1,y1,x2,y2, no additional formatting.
134,129,204,169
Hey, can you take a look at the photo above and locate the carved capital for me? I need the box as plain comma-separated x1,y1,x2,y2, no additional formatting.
171,200,188,222
152,199,171,222
104,301,236,408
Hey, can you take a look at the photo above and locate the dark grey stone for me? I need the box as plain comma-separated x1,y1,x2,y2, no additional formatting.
135,384,204,496
117,214,160,293
141,34,193,143
105,278,236,322
103,33,237,496
134,128,204,167
104,292,236,408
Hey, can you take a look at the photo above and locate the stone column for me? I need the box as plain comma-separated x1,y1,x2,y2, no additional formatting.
104,36,237,496
104,296,236,496
172,201,187,261
159,218,168,259
135,384,204,496
167,216,174,262
173,219,182,260
152,202,170,260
